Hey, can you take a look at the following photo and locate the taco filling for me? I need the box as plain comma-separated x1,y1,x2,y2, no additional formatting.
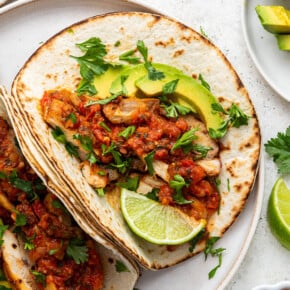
0,116,104,289
41,88,221,229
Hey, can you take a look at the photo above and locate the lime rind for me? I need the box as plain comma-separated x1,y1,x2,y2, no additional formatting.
120,188,206,245
268,177,290,250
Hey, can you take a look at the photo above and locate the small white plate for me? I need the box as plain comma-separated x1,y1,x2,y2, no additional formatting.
253,281,290,290
242,0,290,102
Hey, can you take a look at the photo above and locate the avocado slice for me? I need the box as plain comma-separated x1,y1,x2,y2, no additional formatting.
255,5,290,34
135,73,223,131
276,34,290,51
93,65,128,99
110,63,182,97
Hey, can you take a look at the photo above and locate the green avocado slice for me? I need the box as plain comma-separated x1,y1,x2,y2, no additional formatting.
93,65,128,99
135,72,223,131
276,34,290,51
109,63,182,97
255,5,290,34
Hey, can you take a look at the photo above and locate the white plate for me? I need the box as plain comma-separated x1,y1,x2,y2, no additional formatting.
242,0,290,102
0,1,264,289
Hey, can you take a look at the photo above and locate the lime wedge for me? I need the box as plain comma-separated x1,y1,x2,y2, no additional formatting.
268,177,290,250
120,188,206,245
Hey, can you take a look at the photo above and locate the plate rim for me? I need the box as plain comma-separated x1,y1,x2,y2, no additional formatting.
0,1,264,289
241,0,290,102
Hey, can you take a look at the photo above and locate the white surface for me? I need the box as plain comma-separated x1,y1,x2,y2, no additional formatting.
242,0,290,102
0,0,289,290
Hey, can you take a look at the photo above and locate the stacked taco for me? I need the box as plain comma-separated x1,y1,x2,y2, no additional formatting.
0,94,139,289
1,12,261,270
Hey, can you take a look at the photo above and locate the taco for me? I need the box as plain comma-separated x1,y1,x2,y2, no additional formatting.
0,96,139,289
6,12,260,269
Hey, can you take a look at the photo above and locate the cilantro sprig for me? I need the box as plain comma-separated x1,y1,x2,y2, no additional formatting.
169,174,192,205
137,40,165,80
51,127,79,158
265,126,290,173
209,103,250,139
66,238,88,264
71,37,109,95
171,128,198,153
159,79,191,118
204,237,226,279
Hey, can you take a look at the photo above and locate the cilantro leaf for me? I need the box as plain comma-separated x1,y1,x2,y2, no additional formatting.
209,103,250,139
0,224,8,246
137,40,165,81
204,236,226,279
163,102,191,118
66,238,88,264
73,134,93,152
118,126,136,139
15,212,27,227
191,144,213,159
189,228,206,253
169,174,191,205
115,260,130,272
117,176,140,191
51,127,79,158
119,49,141,64
71,37,109,95
144,188,159,201
162,79,179,95
144,151,155,176
31,271,46,286
198,74,211,91
265,126,290,173
66,112,77,124
96,188,105,197
171,128,198,152
100,121,111,132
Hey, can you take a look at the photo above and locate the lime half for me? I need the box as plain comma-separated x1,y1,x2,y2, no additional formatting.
268,177,290,250
120,188,206,245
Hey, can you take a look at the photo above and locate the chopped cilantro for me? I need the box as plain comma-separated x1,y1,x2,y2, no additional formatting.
118,126,136,139
137,40,165,80
15,212,27,227
204,237,226,279
52,199,69,213
66,112,77,124
49,240,63,255
117,176,140,191
209,103,250,139
0,224,8,246
119,49,141,64
200,26,209,39
189,228,206,253
198,74,211,91
52,127,79,158
66,238,88,264
171,128,198,153
100,121,111,132
144,151,155,175
24,234,36,251
169,174,192,205
96,188,105,197
31,271,46,286
0,171,7,179
114,40,121,47
144,188,159,201
191,144,213,159
115,260,130,272
73,134,93,152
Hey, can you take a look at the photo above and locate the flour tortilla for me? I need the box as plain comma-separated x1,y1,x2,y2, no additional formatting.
7,12,260,269
0,92,139,289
